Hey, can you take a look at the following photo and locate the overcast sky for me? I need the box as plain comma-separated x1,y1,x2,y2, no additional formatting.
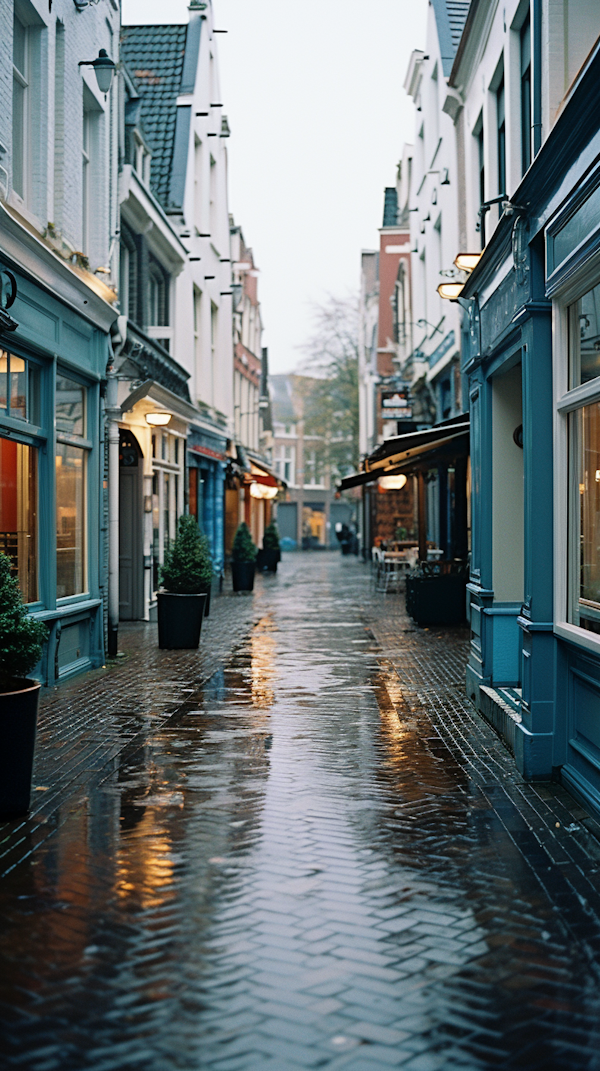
122,0,428,373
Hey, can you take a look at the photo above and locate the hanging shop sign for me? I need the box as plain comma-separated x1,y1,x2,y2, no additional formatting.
381,390,412,419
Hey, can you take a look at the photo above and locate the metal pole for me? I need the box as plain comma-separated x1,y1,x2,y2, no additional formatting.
105,364,120,657
417,470,427,562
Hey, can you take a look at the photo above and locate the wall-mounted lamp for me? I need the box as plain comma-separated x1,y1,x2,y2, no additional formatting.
437,282,465,301
250,482,278,500
454,253,482,273
145,412,171,427
78,49,116,94
378,474,407,492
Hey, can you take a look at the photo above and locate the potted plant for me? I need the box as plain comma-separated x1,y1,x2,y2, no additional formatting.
257,522,281,573
405,559,468,627
157,514,208,649
0,553,48,818
231,522,257,592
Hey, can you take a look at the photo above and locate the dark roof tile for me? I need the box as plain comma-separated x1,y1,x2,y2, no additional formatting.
120,24,188,206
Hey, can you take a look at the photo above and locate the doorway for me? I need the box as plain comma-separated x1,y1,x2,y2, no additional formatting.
119,429,144,620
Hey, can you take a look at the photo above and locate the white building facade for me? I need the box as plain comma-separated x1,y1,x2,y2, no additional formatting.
0,0,119,682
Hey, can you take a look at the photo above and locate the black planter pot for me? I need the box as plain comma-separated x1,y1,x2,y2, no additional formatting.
257,548,279,573
200,584,211,617
157,591,207,649
231,561,256,592
0,678,41,818
405,573,467,627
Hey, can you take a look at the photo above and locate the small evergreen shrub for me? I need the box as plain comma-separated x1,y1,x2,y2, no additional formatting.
232,523,257,563
262,522,280,551
0,553,48,690
160,514,213,594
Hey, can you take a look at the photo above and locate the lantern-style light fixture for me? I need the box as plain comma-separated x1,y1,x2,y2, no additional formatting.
378,474,408,492
78,50,117,95
453,252,482,273
437,281,465,301
145,412,171,427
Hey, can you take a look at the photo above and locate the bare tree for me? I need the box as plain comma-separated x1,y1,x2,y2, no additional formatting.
298,293,359,476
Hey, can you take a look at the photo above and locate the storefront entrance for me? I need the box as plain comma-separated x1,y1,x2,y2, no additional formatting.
119,430,144,620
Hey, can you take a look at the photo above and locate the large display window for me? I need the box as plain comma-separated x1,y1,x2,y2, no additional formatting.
566,279,600,634
56,373,88,599
150,428,184,594
0,437,38,603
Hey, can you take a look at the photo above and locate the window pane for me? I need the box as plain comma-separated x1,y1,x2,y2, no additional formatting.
56,374,85,436
569,281,600,387
10,356,26,419
12,79,25,199
571,402,600,633
0,437,38,603
56,443,85,597
13,15,26,76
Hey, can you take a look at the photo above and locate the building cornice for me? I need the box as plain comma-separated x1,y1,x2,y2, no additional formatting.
0,202,118,333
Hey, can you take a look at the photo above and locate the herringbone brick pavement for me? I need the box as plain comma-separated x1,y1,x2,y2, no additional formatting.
1,554,600,1070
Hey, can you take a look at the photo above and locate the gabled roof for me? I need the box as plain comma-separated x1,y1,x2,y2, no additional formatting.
431,0,470,76
121,22,197,210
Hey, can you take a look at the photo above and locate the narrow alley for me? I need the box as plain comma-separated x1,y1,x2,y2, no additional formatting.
2,554,600,1071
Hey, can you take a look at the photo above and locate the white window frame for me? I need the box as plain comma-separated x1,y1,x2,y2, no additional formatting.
82,106,91,254
12,13,29,204
553,248,600,655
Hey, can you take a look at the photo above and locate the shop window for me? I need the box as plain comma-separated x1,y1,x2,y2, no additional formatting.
55,373,87,598
567,279,600,632
0,437,38,603
0,351,41,424
56,443,85,598
569,281,600,387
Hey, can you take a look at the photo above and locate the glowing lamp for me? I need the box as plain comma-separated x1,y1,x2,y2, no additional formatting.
250,482,278,500
145,412,171,427
453,253,482,273
437,282,465,301
378,474,408,491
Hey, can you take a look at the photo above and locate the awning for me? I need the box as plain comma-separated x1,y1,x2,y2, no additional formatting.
339,417,469,491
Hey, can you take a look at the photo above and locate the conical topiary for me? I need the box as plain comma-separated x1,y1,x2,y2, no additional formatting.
160,514,213,594
232,522,257,563
262,522,280,551
0,553,48,690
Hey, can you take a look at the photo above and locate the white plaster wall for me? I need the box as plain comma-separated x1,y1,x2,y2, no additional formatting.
406,5,462,396
175,3,234,429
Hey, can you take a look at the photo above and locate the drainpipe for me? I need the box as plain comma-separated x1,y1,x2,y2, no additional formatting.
531,0,542,156
106,315,127,658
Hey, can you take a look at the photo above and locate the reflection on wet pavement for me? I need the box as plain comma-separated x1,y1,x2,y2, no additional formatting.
1,554,600,1069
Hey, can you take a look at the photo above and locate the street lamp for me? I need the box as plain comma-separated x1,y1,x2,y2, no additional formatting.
78,50,116,95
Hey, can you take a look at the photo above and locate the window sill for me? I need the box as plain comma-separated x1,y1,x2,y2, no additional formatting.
555,621,600,656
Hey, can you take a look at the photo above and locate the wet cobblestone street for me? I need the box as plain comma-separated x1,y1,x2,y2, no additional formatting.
3,553,600,1070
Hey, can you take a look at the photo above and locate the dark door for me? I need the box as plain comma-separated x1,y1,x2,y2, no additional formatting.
119,430,143,620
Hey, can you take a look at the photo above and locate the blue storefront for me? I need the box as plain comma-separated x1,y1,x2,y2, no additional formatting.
187,424,227,574
464,42,600,814
0,210,116,685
